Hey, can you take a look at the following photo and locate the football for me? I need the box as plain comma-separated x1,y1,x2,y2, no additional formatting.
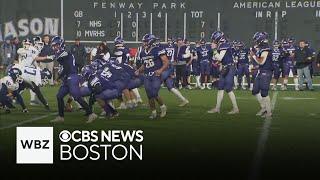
64,103,73,112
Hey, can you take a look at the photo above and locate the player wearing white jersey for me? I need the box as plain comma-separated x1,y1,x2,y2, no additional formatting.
0,68,28,113
16,38,54,106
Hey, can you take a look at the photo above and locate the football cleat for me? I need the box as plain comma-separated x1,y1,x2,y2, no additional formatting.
256,109,267,116
160,105,167,118
4,106,11,114
179,100,189,107
207,108,220,114
30,100,40,106
137,98,143,103
100,111,106,116
51,116,64,123
117,103,127,110
261,112,272,118
86,113,98,123
149,112,157,119
45,104,50,111
228,108,240,114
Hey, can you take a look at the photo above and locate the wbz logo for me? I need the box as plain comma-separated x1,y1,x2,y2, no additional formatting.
16,127,53,164
20,139,50,149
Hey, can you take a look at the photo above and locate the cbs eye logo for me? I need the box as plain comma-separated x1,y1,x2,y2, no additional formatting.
59,130,71,142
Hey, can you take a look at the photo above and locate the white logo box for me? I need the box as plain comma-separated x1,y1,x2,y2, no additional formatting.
16,127,53,164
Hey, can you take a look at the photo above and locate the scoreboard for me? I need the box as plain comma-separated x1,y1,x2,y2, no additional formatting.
61,0,320,49
1,0,320,49
63,0,219,44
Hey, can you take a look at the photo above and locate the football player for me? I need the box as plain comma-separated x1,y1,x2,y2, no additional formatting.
271,40,284,90
232,40,240,89
0,68,28,113
197,38,212,89
162,37,176,82
112,37,134,109
208,31,239,114
113,37,130,64
135,34,168,119
80,65,119,118
50,36,97,123
14,36,54,107
250,32,273,118
282,38,299,90
236,41,251,90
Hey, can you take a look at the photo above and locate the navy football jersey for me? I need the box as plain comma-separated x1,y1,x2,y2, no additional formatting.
119,63,135,77
88,73,113,92
237,48,250,64
271,47,284,63
257,45,273,71
283,45,296,62
163,44,176,63
113,47,130,64
56,52,78,78
218,42,234,65
197,45,212,62
140,47,166,75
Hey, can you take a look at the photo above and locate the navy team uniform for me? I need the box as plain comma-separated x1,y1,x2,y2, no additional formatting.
119,62,144,90
237,47,251,88
163,43,176,75
282,45,297,76
90,70,122,100
83,70,119,115
197,45,212,78
160,62,175,91
113,46,130,64
250,47,259,84
252,45,273,97
56,52,93,117
216,42,236,92
135,46,144,69
271,47,284,79
101,62,131,93
140,47,166,99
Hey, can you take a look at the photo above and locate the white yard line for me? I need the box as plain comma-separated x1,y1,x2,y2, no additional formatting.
250,91,278,180
0,112,57,130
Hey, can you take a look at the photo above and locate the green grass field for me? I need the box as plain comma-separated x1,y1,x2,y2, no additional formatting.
1,82,320,179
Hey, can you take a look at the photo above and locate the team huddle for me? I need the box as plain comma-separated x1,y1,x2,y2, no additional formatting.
0,30,314,121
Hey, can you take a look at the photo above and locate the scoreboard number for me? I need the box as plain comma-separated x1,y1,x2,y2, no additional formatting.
200,32,205,38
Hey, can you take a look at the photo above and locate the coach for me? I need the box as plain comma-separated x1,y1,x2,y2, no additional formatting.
174,38,190,88
294,40,314,91
38,34,55,86
71,37,86,73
